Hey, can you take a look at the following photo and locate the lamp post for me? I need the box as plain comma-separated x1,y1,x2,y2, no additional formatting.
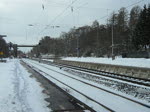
77,33,79,57
112,18,114,60
74,31,80,57
26,24,34,40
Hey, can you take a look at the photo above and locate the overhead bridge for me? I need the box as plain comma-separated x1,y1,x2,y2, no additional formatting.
17,45,37,47
12,44,37,57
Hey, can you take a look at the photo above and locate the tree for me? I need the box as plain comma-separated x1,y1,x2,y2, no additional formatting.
30,4,149,57
117,7,129,32
132,5,150,50
92,20,99,28
129,6,141,30
108,8,129,55
147,4,150,49
128,6,141,51
117,8,129,54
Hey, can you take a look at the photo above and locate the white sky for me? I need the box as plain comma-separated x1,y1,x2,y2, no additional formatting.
0,0,149,52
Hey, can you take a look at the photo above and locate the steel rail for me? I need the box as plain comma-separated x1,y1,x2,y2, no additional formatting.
39,59,150,87
23,60,114,112
25,59,150,109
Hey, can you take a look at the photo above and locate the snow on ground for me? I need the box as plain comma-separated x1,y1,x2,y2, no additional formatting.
62,57,150,68
24,59,150,112
0,59,50,112
42,59,53,62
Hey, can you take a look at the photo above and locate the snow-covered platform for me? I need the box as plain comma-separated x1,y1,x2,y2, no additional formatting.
62,57,150,68
0,59,90,112
0,59,50,112
54,57,150,79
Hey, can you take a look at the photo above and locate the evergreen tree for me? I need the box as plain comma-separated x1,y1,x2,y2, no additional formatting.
132,5,150,50
129,6,141,51
129,6,141,30
147,4,150,49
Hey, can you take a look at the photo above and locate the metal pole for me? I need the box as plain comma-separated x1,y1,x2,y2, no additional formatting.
77,35,79,57
97,26,99,56
112,14,114,60
26,27,27,40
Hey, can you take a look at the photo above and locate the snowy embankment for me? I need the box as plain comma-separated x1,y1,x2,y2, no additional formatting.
62,57,150,68
0,59,50,112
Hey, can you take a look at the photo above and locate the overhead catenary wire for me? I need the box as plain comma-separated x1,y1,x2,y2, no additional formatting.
97,0,145,22
36,0,78,36
55,0,146,27
35,0,146,39
45,0,68,5
47,0,78,25
126,0,145,9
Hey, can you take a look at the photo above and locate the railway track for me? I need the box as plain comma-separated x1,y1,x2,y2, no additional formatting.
23,60,114,112
39,59,150,87
23,59,150,112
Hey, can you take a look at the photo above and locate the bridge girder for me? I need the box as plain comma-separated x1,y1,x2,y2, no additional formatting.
17,45,37,47
11,44,37,57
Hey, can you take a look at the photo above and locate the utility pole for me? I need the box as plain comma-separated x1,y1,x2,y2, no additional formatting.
76,28,81,57
97,25,99,56
26,24,34,40
77,33,79,57
13,44,18,58
112,13,115,60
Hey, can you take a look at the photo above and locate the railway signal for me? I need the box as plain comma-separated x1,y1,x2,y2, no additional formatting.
0,52,4,55
8,42,13,50
0,51,4,62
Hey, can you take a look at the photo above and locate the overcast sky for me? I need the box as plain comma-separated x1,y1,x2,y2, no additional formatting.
0,0,149,52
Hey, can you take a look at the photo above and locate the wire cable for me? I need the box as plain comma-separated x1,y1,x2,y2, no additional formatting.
36,0,78,36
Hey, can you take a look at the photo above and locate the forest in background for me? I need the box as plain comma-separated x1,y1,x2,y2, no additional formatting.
30,4,150,58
